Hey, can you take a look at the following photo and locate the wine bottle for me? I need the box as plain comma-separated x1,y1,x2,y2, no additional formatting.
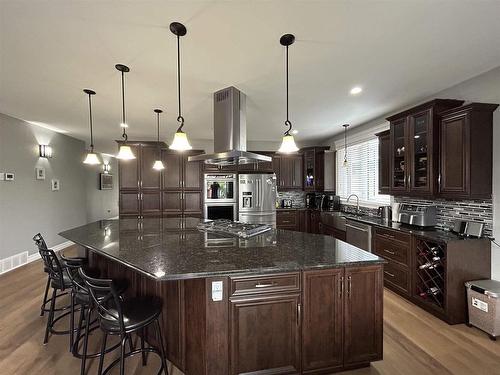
419,287,440,298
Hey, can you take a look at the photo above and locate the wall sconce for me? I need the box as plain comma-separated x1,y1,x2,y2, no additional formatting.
39,145,53,158
103,163,111,174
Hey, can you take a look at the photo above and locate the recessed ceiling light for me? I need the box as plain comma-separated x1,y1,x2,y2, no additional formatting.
291,129,299,135
350,86,363,95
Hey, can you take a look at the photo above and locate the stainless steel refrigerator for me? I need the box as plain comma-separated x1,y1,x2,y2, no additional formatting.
238,173,277,226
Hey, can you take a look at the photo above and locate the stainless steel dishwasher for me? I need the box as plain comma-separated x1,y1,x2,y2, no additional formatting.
345,219,372,252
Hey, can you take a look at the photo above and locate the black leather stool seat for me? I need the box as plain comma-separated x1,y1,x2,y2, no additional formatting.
101,296,162,333
50,273,74,289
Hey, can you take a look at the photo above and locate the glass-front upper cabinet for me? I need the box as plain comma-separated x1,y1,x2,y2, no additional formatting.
408,109,432,193
390,118,408,191
304,150,315,190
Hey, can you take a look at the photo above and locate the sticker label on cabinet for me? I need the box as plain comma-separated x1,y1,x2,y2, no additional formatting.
472,297,488,312
212,281,223,301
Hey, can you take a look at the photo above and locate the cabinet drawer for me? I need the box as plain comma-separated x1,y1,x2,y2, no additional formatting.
373,237,410,266
230,273,301,297
276,210,298,226
374,227,411,245
383,260,410,295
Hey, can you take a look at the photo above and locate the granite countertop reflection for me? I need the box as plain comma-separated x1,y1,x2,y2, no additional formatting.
59,218,384,281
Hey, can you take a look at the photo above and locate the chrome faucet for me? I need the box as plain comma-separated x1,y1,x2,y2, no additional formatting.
346,194,360,215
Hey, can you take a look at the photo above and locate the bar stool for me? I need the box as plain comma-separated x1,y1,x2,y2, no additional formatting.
79,268,168,375
61,254,124,375
38,247,75,344
33,233,59,317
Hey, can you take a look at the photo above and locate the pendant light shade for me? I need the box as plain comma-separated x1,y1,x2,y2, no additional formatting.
115,64,136,160
278,34,299,154
152,109,165,171
169,22,192,151
342,123,350,168
82,89,101,165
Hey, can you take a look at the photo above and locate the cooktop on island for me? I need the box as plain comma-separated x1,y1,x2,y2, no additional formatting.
197,219,271,238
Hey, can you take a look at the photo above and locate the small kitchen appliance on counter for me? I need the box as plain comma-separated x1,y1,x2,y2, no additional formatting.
322,194,341,211
453,220,485,238
306,193,316,209
378,206,392,222
396,204,437,227
465,279,500,340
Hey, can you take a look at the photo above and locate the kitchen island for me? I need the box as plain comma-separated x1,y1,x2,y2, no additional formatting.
60,217,385,375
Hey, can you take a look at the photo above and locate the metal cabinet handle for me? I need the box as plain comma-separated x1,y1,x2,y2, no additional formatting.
254,282,277,288
340,276,344,299
384,271,395,278
347,276,352,299
381,233,395,240
297,303,301,325
383,249,396,255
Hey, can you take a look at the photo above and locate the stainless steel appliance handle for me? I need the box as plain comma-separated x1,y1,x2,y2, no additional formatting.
345,223,369,232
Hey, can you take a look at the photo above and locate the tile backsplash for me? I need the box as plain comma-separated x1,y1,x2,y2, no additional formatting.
277,191,306,208
394,196,493,236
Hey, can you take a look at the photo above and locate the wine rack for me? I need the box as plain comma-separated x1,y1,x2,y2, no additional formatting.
414,238,446,310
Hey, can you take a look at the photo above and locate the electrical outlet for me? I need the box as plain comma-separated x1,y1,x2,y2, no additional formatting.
211,281,223,301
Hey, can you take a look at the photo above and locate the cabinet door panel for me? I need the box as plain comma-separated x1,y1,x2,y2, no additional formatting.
440,113,469,196
162,191,183,215
304,150,315,191
183,191,202,215
141,191,161,216
230,294,301,375
184,158,201,190
390,118,408,192
119,191,140,216
119,145,139,190
162,151,183,190
272,156,282,187
377,131,391,194
344,266,383,365
141,146,162,189
302,269,343,371
292,155,303,189
408,109,432,194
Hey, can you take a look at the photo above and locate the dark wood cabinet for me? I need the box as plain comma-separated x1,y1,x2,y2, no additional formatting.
302,266,383,372
375,130,390,195
308,210,321,234
276,209,299,231
274,154,303,190
438,103,498,199
303,147,329,192
230,293,301,375
319,222,346,241
118,143,203,218
302,269,344,372
343,266,383,365
385,99,464,197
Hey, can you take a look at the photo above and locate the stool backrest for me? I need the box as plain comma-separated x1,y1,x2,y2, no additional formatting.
59,253,87,294
39,248,65,288
78,268,125,333
32,233,48,249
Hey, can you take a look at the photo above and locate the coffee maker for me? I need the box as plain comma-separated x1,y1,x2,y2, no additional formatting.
321,194,341,211
306,193,316,209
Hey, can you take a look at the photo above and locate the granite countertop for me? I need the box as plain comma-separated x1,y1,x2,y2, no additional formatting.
59,218,384,281
336,213,476,243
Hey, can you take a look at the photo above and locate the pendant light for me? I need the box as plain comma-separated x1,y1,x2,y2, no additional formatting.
169,22,192,151
342,123,350,167
115,64,136,160
278,33,299,153
83,89,101,165
152,109,165,171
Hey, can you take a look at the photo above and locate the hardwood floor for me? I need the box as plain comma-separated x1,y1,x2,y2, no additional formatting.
1,250,499,375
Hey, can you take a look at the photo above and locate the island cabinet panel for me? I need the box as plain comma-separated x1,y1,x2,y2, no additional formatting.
230,294,301,375
343,265,383,365
302,269,343,373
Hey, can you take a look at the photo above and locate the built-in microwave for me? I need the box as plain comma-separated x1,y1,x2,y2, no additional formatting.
204,173,237,202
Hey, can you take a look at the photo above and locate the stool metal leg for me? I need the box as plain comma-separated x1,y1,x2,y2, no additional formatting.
119,334,127,375
155,320,169,375
40,276,50,317
43,288,57,344
97,331,107,375
141,327,147,366
80,306,91,375
69,291,75,352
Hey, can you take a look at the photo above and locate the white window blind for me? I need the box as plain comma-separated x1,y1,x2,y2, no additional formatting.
336,138,390,206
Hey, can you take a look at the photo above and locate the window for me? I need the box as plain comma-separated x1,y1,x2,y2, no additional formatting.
336,137,390,206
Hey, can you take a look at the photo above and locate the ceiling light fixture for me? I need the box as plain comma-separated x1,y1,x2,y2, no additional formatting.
342,123,350,167
169,22,192,151
115,64,136,160
152,109,165,171
82,89,101,165
278,33,299,153
350,86,362,95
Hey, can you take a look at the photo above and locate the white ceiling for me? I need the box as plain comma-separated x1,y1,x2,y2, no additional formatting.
2,0,500,154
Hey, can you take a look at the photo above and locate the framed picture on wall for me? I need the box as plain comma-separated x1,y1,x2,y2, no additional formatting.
100,173,113,190
35,167,45,180
51,179,60,191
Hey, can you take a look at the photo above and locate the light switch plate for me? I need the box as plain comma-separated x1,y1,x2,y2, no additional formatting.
5,172,14,181
211,281,223,301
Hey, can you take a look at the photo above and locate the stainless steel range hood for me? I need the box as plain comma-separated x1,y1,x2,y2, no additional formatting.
188,86,272,165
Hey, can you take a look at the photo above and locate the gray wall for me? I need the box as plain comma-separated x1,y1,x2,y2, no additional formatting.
0,113,119,258
85,156,119,223
322,65,500,280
